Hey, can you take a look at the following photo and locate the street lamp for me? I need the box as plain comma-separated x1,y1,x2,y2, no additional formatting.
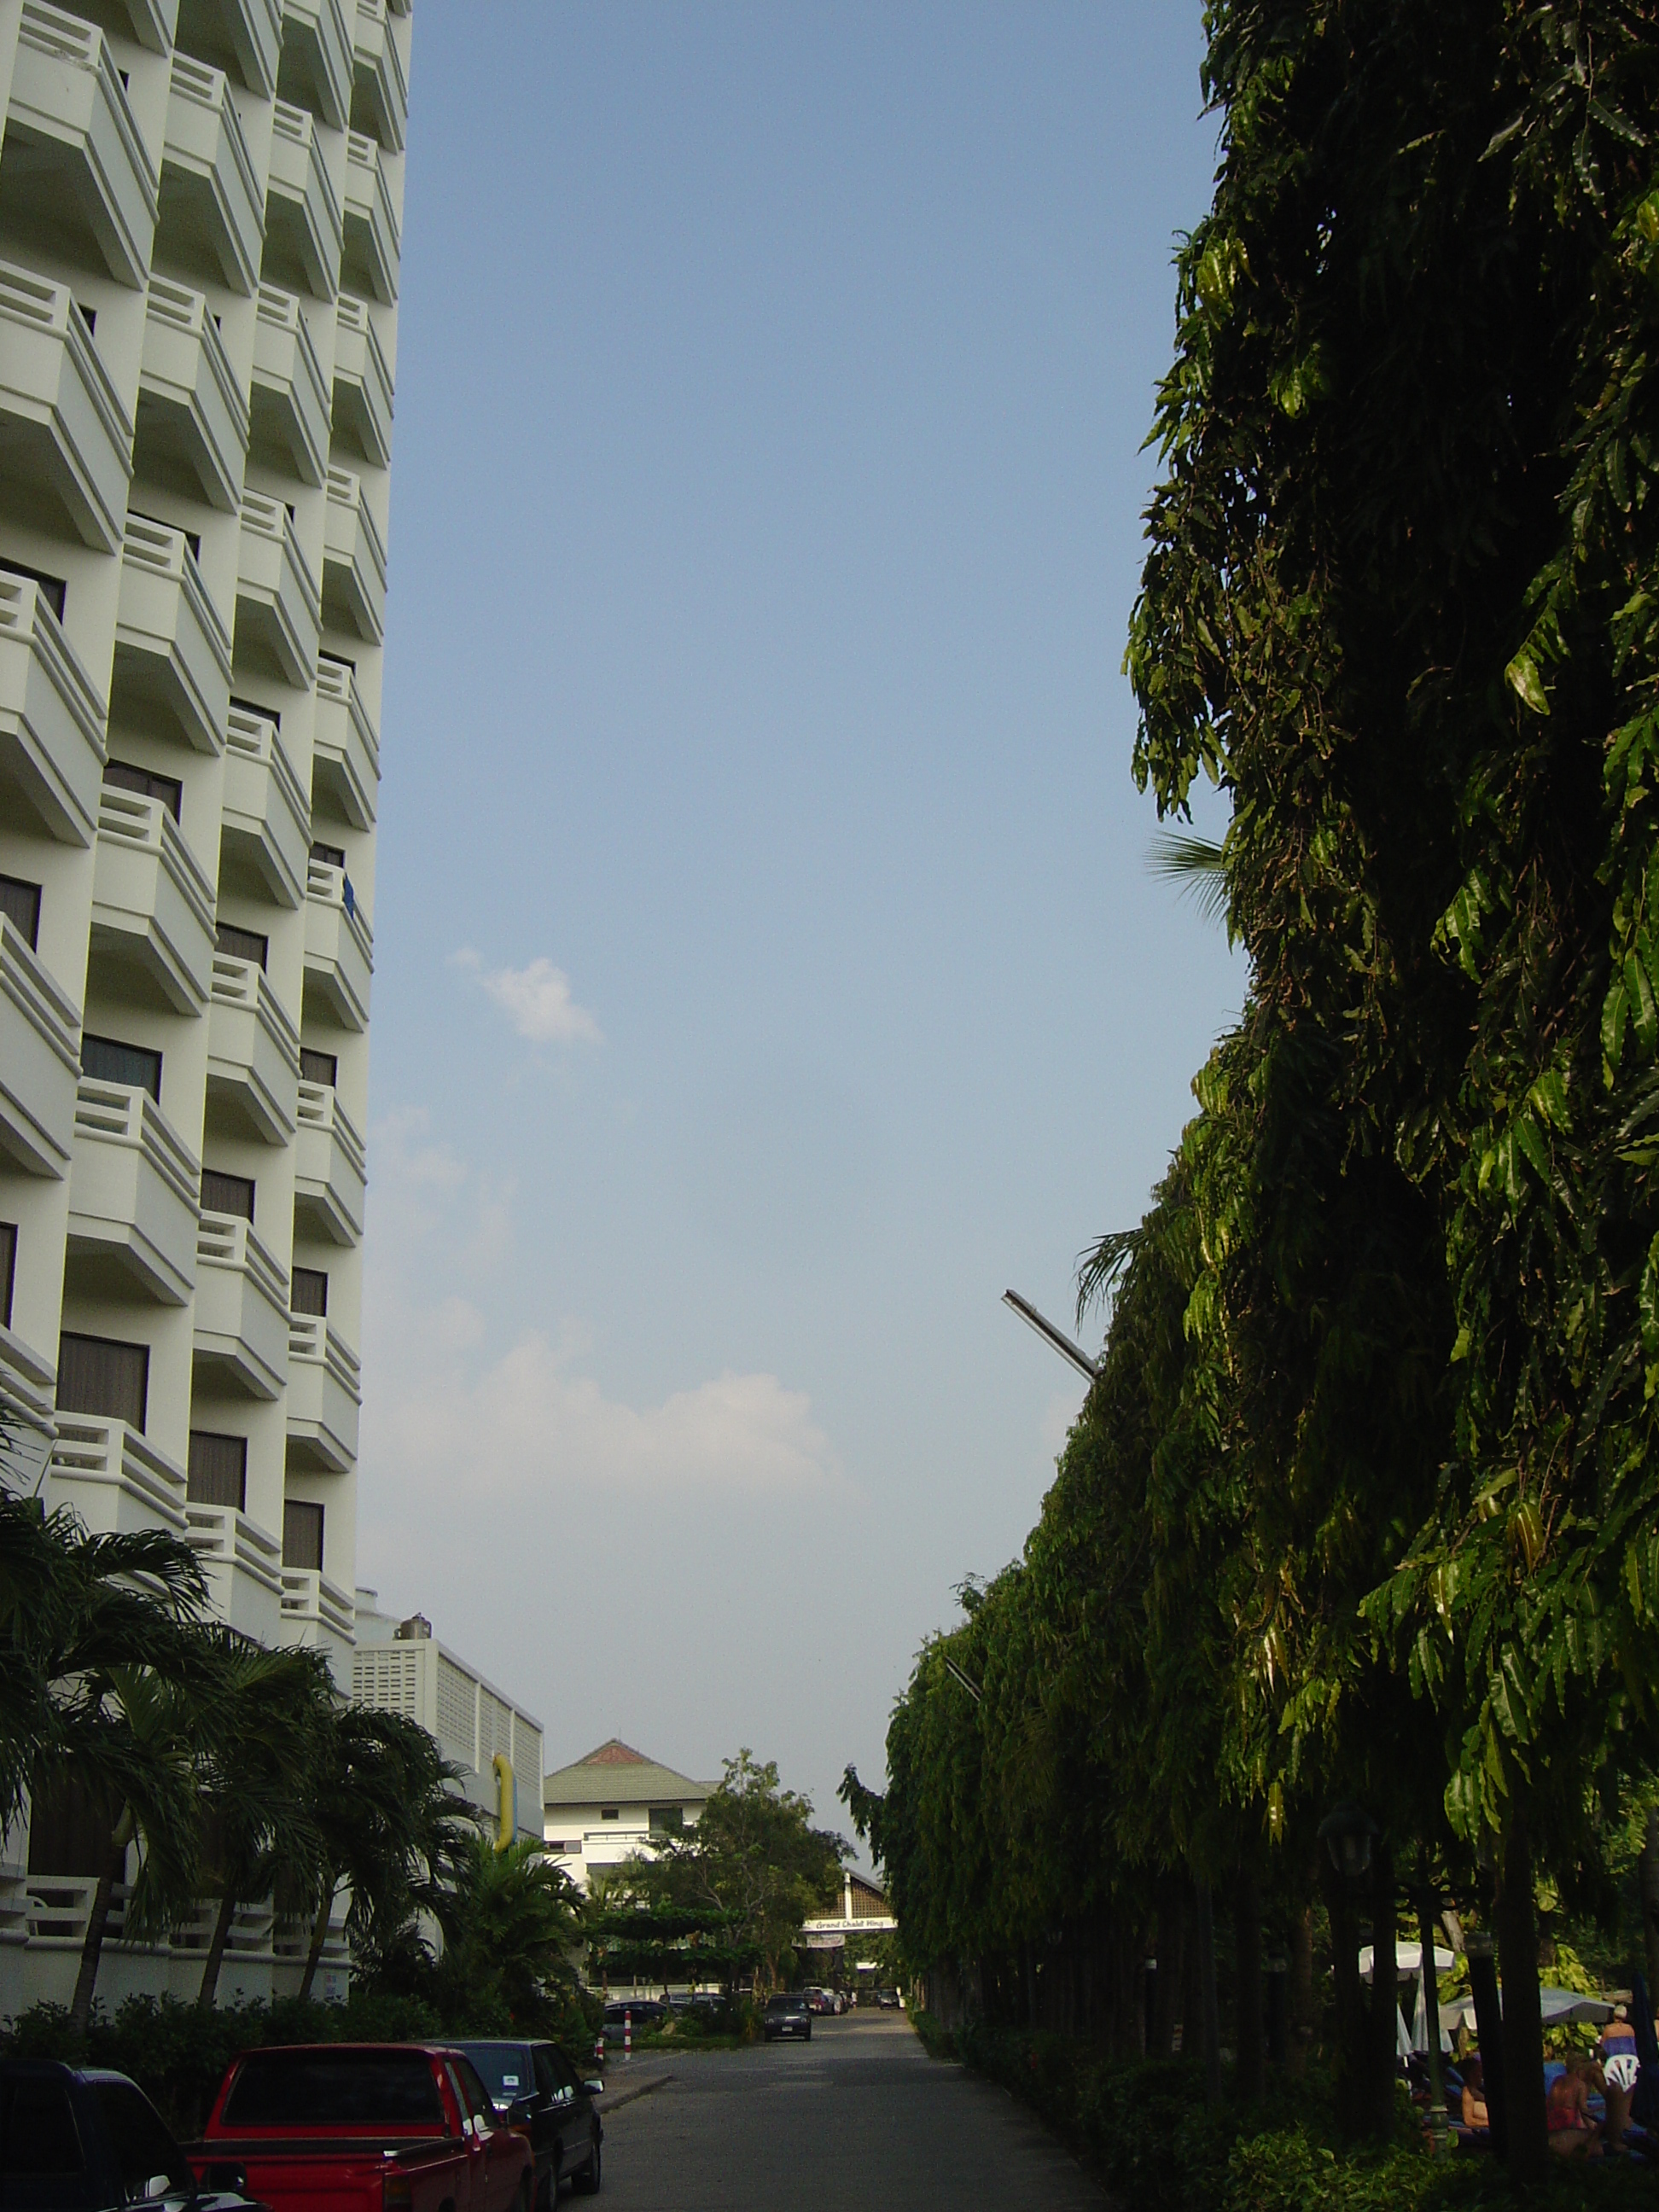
1001,1289,1099,1382
1317,1801,1380,1886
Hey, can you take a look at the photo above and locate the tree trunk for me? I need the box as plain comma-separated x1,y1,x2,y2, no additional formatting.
70,1813,131,2037
1495,1816,1547,2183
1320,1850,1367,2138
1194,1883,1222,2107
1366,1841,1398,2139
1288,1897,1315,2078
297,1879,336,2003
1150,1880,1185,2059
1640,1811,1659,2004
197,1889,238,2010
1234,1852,1265,2101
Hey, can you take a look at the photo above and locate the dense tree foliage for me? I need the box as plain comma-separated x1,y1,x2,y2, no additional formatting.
853,0,1659,2180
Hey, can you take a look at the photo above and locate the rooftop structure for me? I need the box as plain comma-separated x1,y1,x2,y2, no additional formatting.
544,1739,717,1891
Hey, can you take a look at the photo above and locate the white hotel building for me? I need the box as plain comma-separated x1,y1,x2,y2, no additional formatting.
0,0,410,2000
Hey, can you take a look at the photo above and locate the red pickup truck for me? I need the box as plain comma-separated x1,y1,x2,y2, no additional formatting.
189,2046,535,2212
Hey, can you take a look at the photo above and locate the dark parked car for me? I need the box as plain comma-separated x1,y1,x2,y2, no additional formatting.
764,1996,812,2044
601,2000,666,2044
876,1988,902,2011
0,2062,263,2212
454,2041,603,2206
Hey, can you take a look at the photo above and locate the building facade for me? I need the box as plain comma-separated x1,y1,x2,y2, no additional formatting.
543,1739,714,1893
0,0,411,2003
351,1594,544,1842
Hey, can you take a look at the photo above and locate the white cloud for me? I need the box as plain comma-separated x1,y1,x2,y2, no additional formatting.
451,948,601,1045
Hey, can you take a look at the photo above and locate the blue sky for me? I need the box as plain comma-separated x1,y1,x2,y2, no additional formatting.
358,2,1239,1849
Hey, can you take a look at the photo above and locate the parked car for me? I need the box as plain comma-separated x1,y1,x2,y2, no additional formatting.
191,2044,534,2212
0,2062,264,2212
764,1995,812,2044
803,1989,833,2017
454,2040,603,2206
602,2000,667,2042
876,1988,902,2011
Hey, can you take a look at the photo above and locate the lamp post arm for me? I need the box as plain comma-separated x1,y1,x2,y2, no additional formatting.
1002,1289,1099,1382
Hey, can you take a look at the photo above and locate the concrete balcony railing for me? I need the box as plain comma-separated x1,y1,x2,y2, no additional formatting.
202,0,283,100
221,700,309,908
138,276,249,512
113,512,234,754
91,783,219,1011
7,3,159,288
195,1209,290,1399
0,911,81,1179
343,131,399,304
0,1315,56,1431
286,1311,359,1470
280,0,351,130
313,654,377,828
323,467,386,643
279,1562,356,1645
161,53,264,297
185,1502,283,1641
49,1414,189,1534
207,951,300,1142
252,284,329,486
0,573,108,847
352,0,407,153
331,292,393,468
0,258,133,554
67,1078,201,1302
302,858,370,1030
266,98,341,301
295,1078,364,1243
237,489,320,687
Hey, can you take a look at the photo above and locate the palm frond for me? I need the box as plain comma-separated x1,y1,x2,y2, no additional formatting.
1146,830,1231,927
1076,1225,1142,1324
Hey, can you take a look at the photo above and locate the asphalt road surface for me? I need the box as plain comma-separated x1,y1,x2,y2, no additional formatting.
594,2011,1103,2209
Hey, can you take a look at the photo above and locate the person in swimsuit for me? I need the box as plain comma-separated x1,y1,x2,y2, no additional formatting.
1461,2053,1489,2131
1547,2053,1604,2157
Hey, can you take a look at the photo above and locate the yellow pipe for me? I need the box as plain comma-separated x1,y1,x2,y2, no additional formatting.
492,1754,516,1850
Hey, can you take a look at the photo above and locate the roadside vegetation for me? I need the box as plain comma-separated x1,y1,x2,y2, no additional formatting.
845,0,1659,2193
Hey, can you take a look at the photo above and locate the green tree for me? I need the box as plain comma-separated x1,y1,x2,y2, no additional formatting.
430,1834,584,2032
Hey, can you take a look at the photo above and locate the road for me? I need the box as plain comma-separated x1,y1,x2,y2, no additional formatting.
593,2011,1103,2209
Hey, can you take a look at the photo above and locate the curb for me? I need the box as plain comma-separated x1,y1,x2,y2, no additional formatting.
597,2071,673,2115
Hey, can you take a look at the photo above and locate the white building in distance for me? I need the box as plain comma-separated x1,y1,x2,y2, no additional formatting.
0,0,413,2009
544,1740,716,1892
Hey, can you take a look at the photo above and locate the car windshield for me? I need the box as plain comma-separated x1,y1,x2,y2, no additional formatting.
221,2051,444,2129
767,1998,806,2013
90,2081,193,2199
458,2047,532,2103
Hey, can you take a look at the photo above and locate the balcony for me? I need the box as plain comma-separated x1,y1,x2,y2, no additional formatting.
313,654,376,827
236,490,319,687
174,0,283,99
113,513,233,754
137,276,249,513
0,911,81,1178
286,1312,358,1470
351,0,407,153
67,1080,201,1305
194,1210,289,1398
160,54,263,297
2,3,159,288
207,952,300,1142
294,1080,364,1242
342,131,399,304
0,574,107,847
265,99,341,300
302,858,370,1029
322,468,386,643
0,259,133,554
184,1501,282,1640
330,293,393,468
279,0,351,130
278,1563,355,1646
251,285,329,486
221,701,308,907
48,1415,189,1534
90,784,219,1012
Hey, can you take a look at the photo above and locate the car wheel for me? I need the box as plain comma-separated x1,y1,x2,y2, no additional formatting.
573,2141,601,2197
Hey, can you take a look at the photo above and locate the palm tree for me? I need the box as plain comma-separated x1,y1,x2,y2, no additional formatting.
293,1705,460,2002
194,1639,334,2008
433,1835,583,2030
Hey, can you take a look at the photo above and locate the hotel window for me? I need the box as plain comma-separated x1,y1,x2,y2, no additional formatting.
57,1334,148,1429
201,1171,255,1222
283,1499,324,1572
81,1035,161,1103
188,1431,247,1511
